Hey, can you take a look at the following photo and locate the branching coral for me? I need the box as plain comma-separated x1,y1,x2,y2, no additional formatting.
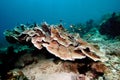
4,22,107,62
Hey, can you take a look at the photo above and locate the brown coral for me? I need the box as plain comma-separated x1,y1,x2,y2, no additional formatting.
91,62,108,73
14,22,107,62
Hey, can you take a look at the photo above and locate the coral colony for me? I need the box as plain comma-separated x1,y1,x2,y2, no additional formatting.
1,13,120,80
4,22,107,62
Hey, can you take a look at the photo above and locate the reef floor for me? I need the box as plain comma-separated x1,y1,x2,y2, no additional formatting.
2,39,120,80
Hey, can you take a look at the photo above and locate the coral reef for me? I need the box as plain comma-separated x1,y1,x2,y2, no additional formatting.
99,12,120,38
82,28,120,80
0,43,35,79
20,54,107,80
92,40,120,80
1,45,108,80
1,22,111,80
2,15,120,80
4,22,107,62
3,24,28,43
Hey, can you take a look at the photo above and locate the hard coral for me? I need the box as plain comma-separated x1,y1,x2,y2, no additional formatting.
4,24,28,43
7,22,107,62
99,12,120,38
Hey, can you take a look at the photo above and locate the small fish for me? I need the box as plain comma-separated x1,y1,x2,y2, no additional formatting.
70,25,73,28
78,28,81,31
59,19,63,22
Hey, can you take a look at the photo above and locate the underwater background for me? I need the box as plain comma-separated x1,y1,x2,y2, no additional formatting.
0,0,120,80
0,0,120,47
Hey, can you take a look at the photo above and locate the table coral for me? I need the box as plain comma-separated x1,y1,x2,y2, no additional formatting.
4,22,107,62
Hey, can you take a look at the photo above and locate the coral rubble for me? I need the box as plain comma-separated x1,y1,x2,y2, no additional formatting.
6,69,28,80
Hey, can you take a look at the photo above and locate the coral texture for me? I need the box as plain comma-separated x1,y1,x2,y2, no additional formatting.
4,22,107,62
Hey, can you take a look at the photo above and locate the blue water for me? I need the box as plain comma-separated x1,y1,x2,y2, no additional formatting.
0,0,120,47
